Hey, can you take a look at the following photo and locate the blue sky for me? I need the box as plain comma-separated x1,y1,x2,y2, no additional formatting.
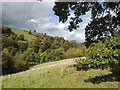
1,2,91,42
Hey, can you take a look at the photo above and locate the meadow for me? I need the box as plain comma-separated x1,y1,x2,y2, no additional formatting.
1,58,118,88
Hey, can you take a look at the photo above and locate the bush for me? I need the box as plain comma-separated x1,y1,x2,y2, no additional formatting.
24,48,50,63
2,50,30,74
2,37,18,49
24,48,35,62
13,54,29,73
18,42,28,53
64,48,76,58
10,48,18,56
73,48,85,57
2,50,15,74
85,41,105,60
64,47,85,58
34,49,42,63
34,30,36,32
28,30,32,34
49,47,65,61
75,29,120,75
19,34,24,40
9,34,18,40
2,26,14,37
50,44,59,49
40,52,50,63
32,39,42,53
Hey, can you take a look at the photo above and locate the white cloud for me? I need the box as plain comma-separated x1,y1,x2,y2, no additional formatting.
34,15,88,42
2,2,91,42
58,23,66,29
28,19,37,23
75,33,85,41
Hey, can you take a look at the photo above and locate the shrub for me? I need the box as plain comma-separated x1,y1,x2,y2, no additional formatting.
2,50,15,75
64,48,76,58
85,41,105,60
61,44,70,51
2,50,30,74
32,39,42,53
24,48,35,62
34,53,41,63
50,43,60,49
2,37,18,49
49,47,65,61
10,48,18,56
64,47,85,58
13,54,29,73
40,52,49,63
33,49,42,63
19,34,24,40
18,42,28,53
34,30,36,32
75,29,120,75
24,48,41,63
2,26,14,37
9,34,18,40
73,48,85,57
28,30,32,34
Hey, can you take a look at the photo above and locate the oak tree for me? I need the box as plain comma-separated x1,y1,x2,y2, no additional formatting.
53,2,120,47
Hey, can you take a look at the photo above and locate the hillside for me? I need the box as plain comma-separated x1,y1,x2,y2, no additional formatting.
1,26,119,88
1,25,86,75
10,27,36,41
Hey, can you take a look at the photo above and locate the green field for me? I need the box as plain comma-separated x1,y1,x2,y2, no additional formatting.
10,27,36,41
1,60,118,88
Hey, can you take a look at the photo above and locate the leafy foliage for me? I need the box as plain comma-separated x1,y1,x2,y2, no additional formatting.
18,34,24,40
2,50,30,75
28,30,32,34
13,54,29,73
2,50,15,74
2,26,14,37
18,42,28,53
53,2,120,47
75,29,120,75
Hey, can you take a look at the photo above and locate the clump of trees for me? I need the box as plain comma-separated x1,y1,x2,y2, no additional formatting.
2,26,86,75
2,26,30,74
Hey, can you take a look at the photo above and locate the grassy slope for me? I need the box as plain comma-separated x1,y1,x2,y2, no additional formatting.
10,27,36,41
1,26,119,88
1,62,118,88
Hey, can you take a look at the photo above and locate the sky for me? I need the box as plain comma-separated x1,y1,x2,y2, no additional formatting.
1,1,91,42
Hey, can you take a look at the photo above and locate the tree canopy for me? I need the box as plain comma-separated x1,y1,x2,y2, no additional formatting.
53,2,120,47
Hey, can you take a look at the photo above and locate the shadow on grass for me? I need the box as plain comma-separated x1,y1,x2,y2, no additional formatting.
84,73,120,84
73,64,109,71
73,64,120,84
1,63,36,76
